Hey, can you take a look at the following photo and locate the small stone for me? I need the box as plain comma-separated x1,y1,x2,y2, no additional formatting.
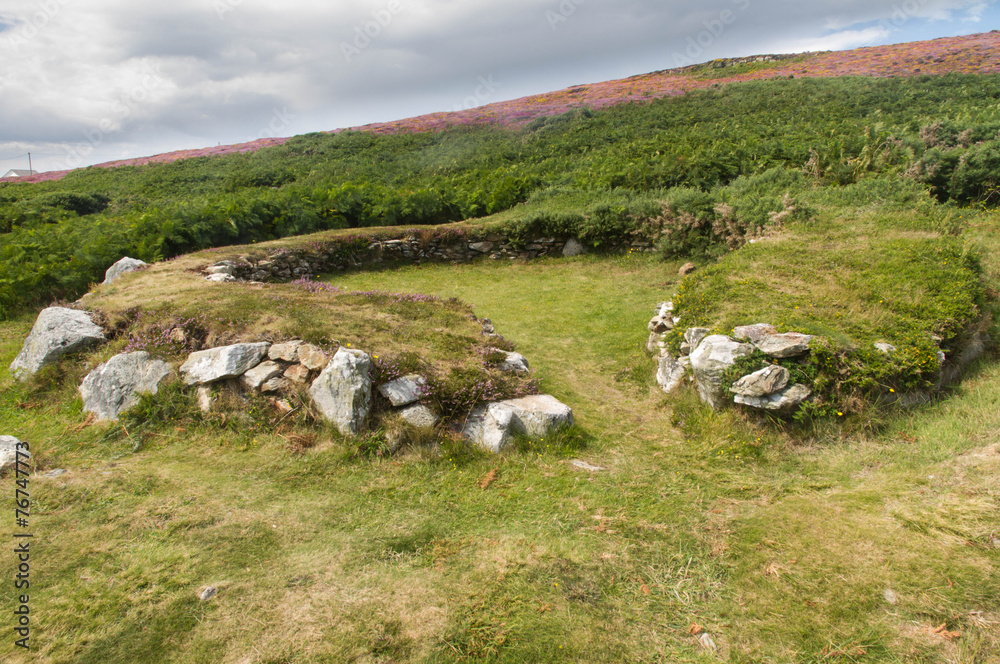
733,323,778,344
205,273,236,283
42,468,67,478
180,343,270,385
697,632,718,652
284,364,311,384
398,403,440,428
648,317,672,334
0,436,29,476
735,383,812,412
297,344,329,371
568,459,604,472
169,328,187,344
684,327,711,351
883,588,898,605
562,238,585,257
261,377,293,393
205,265,234,276
497,351,530,374
646,332,661,355
198,586,218,601
378,375,426,407
731,365,790,398
469,241,494,253
269,340,304,362
103,257,149,284
240,361,284,391
874,342,897,354
272,399,294,415
657,355,689,394
754,333,813,358
679,342,692,355
678,262,697,276
196,386,214,413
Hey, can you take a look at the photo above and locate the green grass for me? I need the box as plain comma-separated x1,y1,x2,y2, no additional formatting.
3,247,998,662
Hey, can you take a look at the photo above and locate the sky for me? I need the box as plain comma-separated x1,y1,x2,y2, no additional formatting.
1,0,998,174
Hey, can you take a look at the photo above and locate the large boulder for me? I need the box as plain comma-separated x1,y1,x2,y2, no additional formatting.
377,374,425,407
689,335,754,409
0,436,29,476
462,394,574,453
103,257,148,285
179,343,270,385
79,352,174,421
309,348,373,436
10,307,106,380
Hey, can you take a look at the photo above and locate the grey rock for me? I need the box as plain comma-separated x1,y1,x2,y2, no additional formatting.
179,343,270,385
874,342,897,354
731,365,790,398
689,335,754,408
205,273,236,283
206,261,235,276
0,436,29,476
497,351,530,374
462,394,573,453
198,586,218,601
42,468,67,478
103,257,148,284
678,262,697,276
378,374,426,407
568,459,604,472
469,241,495,253
309,348,373,436
398,403,440,428
261,377,293,393
79,352,174,421
10,307,107,380
284,364,311,384
679,342,692,356
754,332,813,358
297,344,329,371
196,386,214,413
240,361,284,391
656,354,689,394
648,317,672,334
735,383,812,412
684,327,711,351
562,238,585,257
733,323,777,344
269,340,304,362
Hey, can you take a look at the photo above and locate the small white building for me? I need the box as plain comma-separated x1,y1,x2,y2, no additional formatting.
2,169,37,178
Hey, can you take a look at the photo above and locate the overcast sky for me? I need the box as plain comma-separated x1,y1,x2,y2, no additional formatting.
1,0,998,173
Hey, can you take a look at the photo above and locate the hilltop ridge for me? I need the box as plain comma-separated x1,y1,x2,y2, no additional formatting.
5,30,1000,185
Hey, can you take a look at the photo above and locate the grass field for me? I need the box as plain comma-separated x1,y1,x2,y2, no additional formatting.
1,249,997,663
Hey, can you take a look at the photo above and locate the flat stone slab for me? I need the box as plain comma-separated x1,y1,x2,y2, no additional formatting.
79,351,174,421
0,436,29,476
733,323,777,344
309,348,373,436
378,374,425,407
241,361,284,391
731,365,790,398
735,383,812,412
462,394,573,453
753,333,813,358
268,340,304,362
10,307,106,380
180,343,270,385
103,257,148,284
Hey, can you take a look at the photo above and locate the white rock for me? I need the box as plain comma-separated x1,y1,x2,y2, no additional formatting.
309,348,373,436
179,343,270,385
684,327,711,350
568,459,604,472
0,436,29,476
268,340,304,362
297,344,329,371
731,365,790,398
753,332,813,358
462,394,573,453
469,241,494,253
874,342,897,354
103,257,148,285
656,354,689,394
196,386,214,413
10,307,106,380
377,374,425,407
735,383,812,412
497,351,530,374
689,335,754,409
205,273,236,283
562,238,585,257
79,352,174,421
733,323,777,344
240,361,284,391
398,403,440,428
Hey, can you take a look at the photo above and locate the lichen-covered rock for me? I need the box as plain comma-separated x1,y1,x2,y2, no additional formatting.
284,364,311,384
297,344,329,371
462,394,573,453
656,354,689,394
399,403,440,428
733,323,777,344
241,361,284,391
753,333,813,358
735,383,812,412
689,335,754,409
0,436,29,476
103,257,148,285
309,348,373,436
377,374,425,407
10,307,106,380
730,365,790,398
180,343,270,385
79,352,174,421
684,327,711,351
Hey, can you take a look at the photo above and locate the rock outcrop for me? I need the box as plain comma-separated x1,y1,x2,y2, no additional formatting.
179,342,270,385
462,394,574,453
79,352,174,421
309,348,373,436
103,257,148,285
10,307,106,380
